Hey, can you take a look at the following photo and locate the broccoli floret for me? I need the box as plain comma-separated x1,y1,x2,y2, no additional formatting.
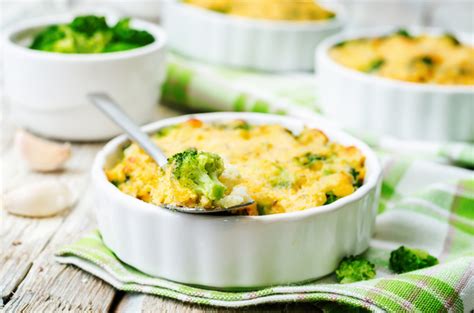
334,40,347,48
389,246,439,274
30,25,76,53
234,121,251,130
444,33,460,46
395,28,412,38
335,256,376,284
30,15,154,54
365,58,385,73
295,152,326,168
269,164,293,188
350,167,363,188
69,15,108,36
103,42,140,52
169,148,227,201
111,18,154,46
324,192,338,205
154,125,178,138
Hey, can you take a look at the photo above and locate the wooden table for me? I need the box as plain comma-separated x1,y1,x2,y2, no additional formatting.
0,105,321,312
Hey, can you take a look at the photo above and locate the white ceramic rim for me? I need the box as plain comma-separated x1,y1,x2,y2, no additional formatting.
317,26,474,93
173,1,346,30
3,13,167,62
92,112,381,222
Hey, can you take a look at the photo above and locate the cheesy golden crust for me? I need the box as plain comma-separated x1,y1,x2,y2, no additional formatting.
184,0,335,21
330,31,474,85
106,120,366,215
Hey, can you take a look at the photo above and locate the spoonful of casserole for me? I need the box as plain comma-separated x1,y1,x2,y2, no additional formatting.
89,93,254,214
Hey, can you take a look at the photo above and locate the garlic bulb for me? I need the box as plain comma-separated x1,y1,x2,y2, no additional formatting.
3,180,75,217
15,129,71,172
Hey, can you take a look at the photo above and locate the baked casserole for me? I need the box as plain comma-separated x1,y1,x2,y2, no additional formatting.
330,29,474,85
106,119,366,215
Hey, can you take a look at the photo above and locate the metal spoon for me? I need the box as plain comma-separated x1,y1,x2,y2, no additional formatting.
89,93,255,214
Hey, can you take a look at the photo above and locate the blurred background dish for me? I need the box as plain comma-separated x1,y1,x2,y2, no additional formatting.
316,27,474,142
162,0,346,72
3,14,167,141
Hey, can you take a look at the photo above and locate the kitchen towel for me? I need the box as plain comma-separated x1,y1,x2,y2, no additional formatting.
56,158,474,311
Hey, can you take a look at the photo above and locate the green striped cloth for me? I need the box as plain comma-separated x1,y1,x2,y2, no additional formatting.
56,56,474,312
161,55,474,167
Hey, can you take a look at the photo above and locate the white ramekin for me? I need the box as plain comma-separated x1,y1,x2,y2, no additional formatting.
316,27,474,142
162,2,345,72
3,14,167,141
92,112,382,288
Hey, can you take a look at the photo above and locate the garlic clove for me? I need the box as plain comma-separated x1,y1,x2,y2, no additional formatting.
3,180,75,217
15,129,71,172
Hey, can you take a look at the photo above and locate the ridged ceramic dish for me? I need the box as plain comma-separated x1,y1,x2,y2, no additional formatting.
316,27,474,142
162,1,345,71
3,14,167,141
92,112,382,288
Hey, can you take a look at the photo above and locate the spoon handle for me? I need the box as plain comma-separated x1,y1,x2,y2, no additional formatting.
89,93,168,167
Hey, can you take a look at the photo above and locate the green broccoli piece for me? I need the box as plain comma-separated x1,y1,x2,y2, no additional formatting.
234,121,252,130
111,18,154,46
30,25,76,53
169,148,227,201
335,255,376,284
395,28,412,38
295,152,326,168
389,246,439,274
365,59,385,73
334,40,347,48
350,167,363,188
69,15,108,36
74,31,112,53
30,15,154,54
443,33,460,46
324,192,338,205
269,164,293,188
256,202,271,215
154,125,178,138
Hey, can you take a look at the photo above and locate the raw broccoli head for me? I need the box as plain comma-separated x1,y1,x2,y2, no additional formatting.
112,18,154,46
70,15,108,36
29,15,154,53
169,148,227,201
335,256,376,284
30,25,75,52
389,246,439,274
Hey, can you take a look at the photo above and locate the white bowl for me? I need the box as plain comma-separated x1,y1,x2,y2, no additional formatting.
316,27,474,142
92,112,382,288
3,14,167,141
162,2,345,72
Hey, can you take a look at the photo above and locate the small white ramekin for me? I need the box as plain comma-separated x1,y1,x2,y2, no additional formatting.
3,14,167,141
92,112,382,288
162,2,345,72
316,27,474,142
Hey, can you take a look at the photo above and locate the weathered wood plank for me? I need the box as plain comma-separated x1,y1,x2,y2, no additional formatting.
2,185,117,312
0,143,100,303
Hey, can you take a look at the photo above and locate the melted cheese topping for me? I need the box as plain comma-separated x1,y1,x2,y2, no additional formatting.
106,119,366,215
330,31,474,85
184,0,335,21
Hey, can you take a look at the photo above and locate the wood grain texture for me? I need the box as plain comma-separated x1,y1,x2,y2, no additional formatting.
0,142,101,302
2,184,117,312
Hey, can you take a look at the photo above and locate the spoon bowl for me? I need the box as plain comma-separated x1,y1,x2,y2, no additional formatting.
88,93,254,214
